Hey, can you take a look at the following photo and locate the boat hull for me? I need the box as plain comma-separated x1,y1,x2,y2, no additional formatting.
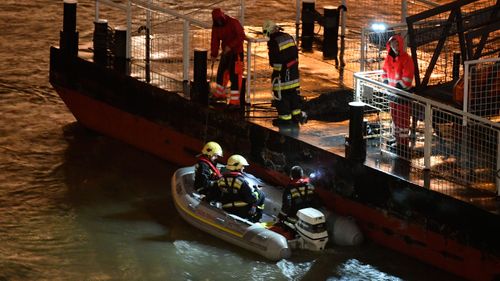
171,166,291,261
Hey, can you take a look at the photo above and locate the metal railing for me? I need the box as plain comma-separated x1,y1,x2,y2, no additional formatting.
463,58,500,118
355,70,500,195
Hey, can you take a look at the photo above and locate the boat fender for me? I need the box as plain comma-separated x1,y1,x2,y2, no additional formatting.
327,214,364,246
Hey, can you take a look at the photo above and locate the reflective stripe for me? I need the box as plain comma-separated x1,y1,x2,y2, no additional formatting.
291,109,301,115
272,79,299,91
222,201,248,208
279,41,295,51
278,114,292,120
273,64,282,71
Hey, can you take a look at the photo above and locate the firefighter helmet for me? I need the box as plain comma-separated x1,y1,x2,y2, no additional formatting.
202,141,223,157
262,20,278,37
226,154,249,171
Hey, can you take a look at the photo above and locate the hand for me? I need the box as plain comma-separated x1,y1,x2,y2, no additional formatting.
249,205,256,215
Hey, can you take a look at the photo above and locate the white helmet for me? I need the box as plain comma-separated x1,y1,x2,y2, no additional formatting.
262,20,278,37
226,154,249,171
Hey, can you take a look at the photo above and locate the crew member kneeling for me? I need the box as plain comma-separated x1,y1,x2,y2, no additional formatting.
217,155,263,222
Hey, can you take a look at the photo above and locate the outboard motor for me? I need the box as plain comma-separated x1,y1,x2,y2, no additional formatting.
293,208,329,251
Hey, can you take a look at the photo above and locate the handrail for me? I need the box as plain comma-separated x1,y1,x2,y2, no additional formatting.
354,70,500,130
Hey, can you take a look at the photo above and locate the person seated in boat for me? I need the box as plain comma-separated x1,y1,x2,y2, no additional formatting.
279,165,321,225
217,154,262,222
194,141,223,201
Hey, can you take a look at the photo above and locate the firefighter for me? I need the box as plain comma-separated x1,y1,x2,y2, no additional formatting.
217,155,260,221
210,8,246,108
262,20,307,126
194,141,223,201
279,166,321,225
381,34,415,149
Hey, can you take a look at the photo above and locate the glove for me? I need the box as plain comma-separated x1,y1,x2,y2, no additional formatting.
249,205,256,215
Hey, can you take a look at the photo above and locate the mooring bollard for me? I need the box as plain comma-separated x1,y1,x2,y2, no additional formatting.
345,101,366,162
60,0,79,57
192,49,209,105
322,6,340,60
301,0,315,51
93,19,109,64
113,26,129,75
452,52,461,81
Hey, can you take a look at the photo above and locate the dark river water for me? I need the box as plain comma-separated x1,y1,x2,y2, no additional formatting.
0,0,463,280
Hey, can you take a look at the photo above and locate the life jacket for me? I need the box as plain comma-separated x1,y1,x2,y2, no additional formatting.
217,171,254,209
288,178,316,210
197,155,222,180
381,34,414,90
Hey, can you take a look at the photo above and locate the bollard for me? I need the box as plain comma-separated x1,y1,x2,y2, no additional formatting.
59,0,79,57
345,101,366,162
301,0,315,51
113,26,129,75
192,49,209,105
93,19,109,65
322,6,340,60
452,52,461,81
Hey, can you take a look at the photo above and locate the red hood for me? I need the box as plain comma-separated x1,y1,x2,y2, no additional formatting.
386,34,405,55
212,8,226,22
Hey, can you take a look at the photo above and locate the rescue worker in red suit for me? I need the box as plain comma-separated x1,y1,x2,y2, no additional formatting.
217,155,264,222
262,20,307,126
382,34,415,149
210,8,245,108
194,141,223,201
279,166,321,225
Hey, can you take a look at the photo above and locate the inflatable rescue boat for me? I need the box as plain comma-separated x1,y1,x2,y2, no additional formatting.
171,166,363,260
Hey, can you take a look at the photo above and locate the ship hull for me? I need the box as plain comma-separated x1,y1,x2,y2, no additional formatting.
50,47,500,280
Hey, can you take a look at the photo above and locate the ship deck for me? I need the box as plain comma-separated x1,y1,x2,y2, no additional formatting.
246,50,500,216
77,39,499,216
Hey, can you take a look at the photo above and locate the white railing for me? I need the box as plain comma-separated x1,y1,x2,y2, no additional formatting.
463,58,500,118
355,70,500,195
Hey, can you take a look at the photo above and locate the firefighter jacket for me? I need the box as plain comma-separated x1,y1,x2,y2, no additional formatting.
267,31,300,92
381,34,414,90
194,155,222,197
280,178,319,219
210,11,245,58
217,171,256,213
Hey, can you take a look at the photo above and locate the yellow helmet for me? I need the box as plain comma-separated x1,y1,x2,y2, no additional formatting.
226,154,249,171
262,20,277,37
202,141,223,157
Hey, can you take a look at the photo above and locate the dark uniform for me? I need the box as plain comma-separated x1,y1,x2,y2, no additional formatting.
279,177,320,223
267,30,304,124
217,171,257,221
194,155,222,201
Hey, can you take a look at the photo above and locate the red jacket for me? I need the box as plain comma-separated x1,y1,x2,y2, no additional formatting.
382,34,414,90
210,9,245,58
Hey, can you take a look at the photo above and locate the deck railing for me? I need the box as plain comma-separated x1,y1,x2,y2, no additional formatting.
354,69,500,195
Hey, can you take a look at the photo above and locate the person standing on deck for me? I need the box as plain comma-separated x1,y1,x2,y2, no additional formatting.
210,8,246,109
381,34,414,151
262,20,307,127
194,141,223,201
217,155,262,221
